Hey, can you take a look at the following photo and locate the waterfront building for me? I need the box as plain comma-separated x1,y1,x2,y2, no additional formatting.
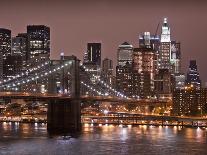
173,87,207,116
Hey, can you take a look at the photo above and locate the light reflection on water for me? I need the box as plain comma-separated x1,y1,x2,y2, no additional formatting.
0,122,207,155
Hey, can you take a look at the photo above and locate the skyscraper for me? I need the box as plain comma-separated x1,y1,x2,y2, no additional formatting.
186,60,201,89
85,43,101,66
117,42,133,66
160,18,171,70
27,25,50,65
0,28,11,79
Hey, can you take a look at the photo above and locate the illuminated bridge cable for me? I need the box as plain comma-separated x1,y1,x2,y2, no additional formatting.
81,64,128,99
1,61,72,89
81,81,104,96
0,61,50,85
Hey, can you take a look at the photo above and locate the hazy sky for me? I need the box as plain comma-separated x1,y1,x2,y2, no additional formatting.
1,0,207,81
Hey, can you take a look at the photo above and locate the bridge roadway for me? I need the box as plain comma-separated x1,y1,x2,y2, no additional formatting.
0,92,169,106
83,112,207,123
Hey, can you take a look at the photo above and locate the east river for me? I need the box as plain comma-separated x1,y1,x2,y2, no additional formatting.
0,123,207,155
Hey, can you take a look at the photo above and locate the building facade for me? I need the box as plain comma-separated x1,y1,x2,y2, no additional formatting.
173,87,207,116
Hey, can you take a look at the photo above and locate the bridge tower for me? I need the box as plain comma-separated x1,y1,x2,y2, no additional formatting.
47,56,81,134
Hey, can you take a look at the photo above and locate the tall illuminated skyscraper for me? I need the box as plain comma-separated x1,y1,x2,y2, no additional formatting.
160,18,171,70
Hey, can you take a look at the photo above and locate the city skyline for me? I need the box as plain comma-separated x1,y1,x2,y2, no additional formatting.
1,0,207,82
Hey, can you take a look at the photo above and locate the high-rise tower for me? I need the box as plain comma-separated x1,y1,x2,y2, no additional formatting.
160,18,171,70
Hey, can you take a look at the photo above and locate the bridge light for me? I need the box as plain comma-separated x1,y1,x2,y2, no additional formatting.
104,110,108,115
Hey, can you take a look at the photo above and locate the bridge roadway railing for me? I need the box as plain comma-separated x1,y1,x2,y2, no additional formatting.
82,112,207,127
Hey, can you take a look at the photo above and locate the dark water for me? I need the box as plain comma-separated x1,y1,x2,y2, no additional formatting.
0,123,207,155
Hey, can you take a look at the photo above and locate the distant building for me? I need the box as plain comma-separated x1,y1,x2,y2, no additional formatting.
117,42,133,66
84,43,101,66
185,60,201,89
0,28,11,79
27,25,50,66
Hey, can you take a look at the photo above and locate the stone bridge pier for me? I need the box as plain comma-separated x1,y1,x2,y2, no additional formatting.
47,56,81,134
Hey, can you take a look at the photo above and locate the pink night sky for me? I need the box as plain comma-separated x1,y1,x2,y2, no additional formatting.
1,0,207,82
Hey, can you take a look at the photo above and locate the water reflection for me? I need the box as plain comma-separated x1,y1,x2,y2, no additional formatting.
0,123,207,155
